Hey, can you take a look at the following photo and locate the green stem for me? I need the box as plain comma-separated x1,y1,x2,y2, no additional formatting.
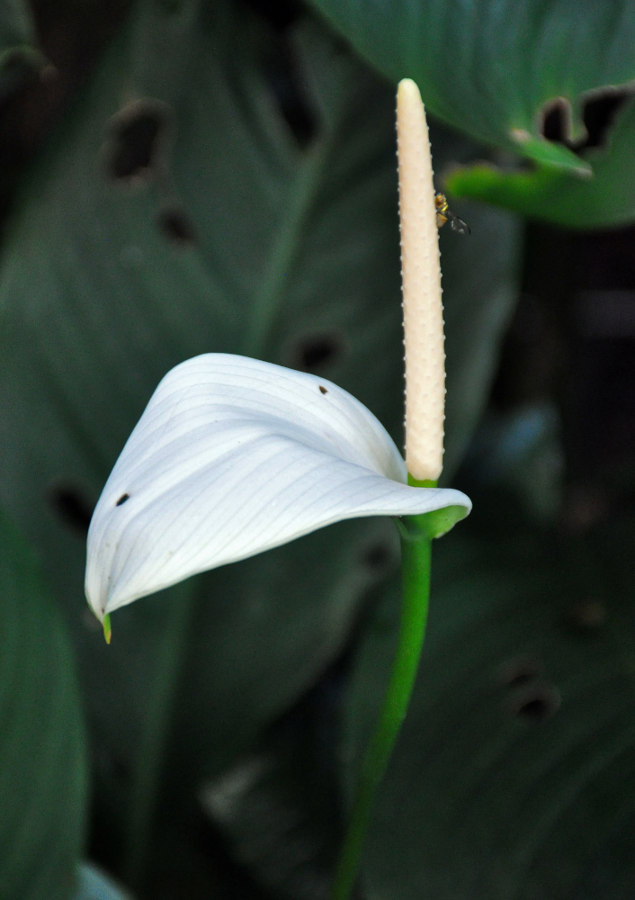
330,515,433,900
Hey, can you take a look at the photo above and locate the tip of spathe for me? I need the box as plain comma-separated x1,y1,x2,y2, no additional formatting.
102,613,112,645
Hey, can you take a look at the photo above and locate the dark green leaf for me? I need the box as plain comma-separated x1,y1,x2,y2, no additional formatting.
0,0,41,97
308,0,635,226
202,683,344,900
448,97,635,228
0,0,34,51
0,511,86,900
343,514,635,898
308,0,635,166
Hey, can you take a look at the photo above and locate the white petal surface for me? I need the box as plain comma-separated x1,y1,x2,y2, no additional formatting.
85,354,471,617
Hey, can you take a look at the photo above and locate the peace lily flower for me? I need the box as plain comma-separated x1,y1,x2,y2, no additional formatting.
85,354,470,623
85,78,471,635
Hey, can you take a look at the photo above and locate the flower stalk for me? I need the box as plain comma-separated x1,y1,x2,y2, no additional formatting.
330,79,446,899
331,522,431,900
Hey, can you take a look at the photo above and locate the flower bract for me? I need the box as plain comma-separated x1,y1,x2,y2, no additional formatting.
85,354,471,619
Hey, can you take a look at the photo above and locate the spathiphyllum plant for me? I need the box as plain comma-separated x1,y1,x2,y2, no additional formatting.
85,78,471,899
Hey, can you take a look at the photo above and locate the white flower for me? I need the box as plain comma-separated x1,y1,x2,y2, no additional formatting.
85,353,470,620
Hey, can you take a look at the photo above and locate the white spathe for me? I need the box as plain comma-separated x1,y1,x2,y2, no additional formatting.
85,354,471,619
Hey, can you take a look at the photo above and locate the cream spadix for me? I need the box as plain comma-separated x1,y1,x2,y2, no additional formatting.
85,354,470,620
397,78,445,483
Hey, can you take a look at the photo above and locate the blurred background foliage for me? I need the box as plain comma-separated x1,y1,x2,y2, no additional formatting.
0,1,633,898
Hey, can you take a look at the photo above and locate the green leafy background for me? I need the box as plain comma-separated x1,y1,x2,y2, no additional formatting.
0,512,86,900
310,0,635,227
0,0,633,897
347,517,635,899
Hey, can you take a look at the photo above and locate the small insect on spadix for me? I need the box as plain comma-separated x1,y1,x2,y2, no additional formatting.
435,192,470,235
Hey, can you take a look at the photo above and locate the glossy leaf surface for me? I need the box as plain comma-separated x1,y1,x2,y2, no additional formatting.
344,516,635,898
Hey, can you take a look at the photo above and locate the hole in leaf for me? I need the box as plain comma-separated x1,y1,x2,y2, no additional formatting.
115,493,130,507
156,206,197,245
294,332,343,372
539,88,632,152
511,683,561,723
540,97,572,144
269,64,317,147
47,483,93,534
103,98,171,181
580,88,631,149
240,0,298,29
500,655,542,687
238,0,317,147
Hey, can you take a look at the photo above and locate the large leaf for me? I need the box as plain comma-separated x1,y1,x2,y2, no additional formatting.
308,0,635,167
308,0,635,226
343,512,635,898
0,0,35,56
0,0,40,98
447,96,635,229
0,0,517,890
0,511,86,900
201,685,343,900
